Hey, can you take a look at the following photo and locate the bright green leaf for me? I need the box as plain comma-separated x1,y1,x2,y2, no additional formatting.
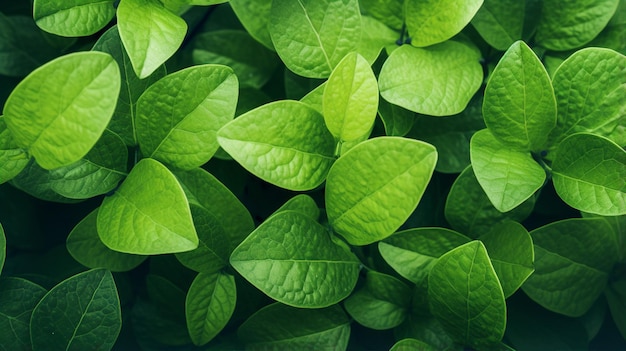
327,137,437,245
300,82,326,114
217,100,336,191
470,129,546,212
0,277,47,350
230,211,360,308
229,0,274,50
136,64,238,170
269,0,361,78
390,338,438,351
186,271,236,346
3,52,120,169
360,0,404,31
117,0,187,78
98,158,198,255
378,98,415,138
272,194,320,221
379,41,483,116
428,241,506,349
0,116,29,184
33,0,115,37
358,16,399,63
30,269,121,351
471,0,525,51
522,218,619,317
552,133,626,216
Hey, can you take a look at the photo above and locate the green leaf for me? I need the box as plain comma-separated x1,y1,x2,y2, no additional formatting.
98,158,198,255
327,137,437,245
136,64,238,170
404,0,484,47
483,41,556,152
379,228,470,284
0,115,29,184
217,100,336,191
66,208,147,272
471,0,525,51
272,194,320,221
394,315,458,350
186,271,236,346
605,278,626,340
0,277,47,350
238,302,351,350
229,0,274,50
3,51,120,169
522,218,619,317
49,130,127,199
379,41,483,116
360,0,404,31
445,166,535,238
470,129,546,212
358,16,399,64
269,0,361,78
390,338,438,351
535,0,620,51
0,223,3,274
117,0,187,78
552,133,626,216
10,160,80,203
230,211,360,308
479,221,534,297
30,269,121,350
343,271,411,330
378,98,415,137
428,241,506,349
300,82,326,114
33,0,115,36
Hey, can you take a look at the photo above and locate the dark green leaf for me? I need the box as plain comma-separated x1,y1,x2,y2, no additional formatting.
605,278,626,339
378,98,415,138
390,338,438,351
0,277,47,350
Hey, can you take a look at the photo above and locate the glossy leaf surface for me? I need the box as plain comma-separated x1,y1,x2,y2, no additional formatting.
33,0,115,36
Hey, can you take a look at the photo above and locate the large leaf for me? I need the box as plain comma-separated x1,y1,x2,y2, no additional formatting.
360,0,404,31
0,115,29,184
268,0,361,78
229,0,274,50
0,277,47,350
552,133,626,216
428,241,506,349
378,41,482,116
9,160,78,203
326,137,437,245
30,269,121,350
136,64,238,170
230,211,360,308
522,218,619,317
217,100,336,191
483,41,556,152
3,52,120,169
238,303,351,350
470,129,545,212
97,158,198,255
33,0,115,36
117,0,187,78
471,0,525,50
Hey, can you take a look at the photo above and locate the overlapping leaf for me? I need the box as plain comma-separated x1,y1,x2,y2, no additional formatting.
471,0,525,50
33,0,115,36
0,116,28,184
0,277,47,350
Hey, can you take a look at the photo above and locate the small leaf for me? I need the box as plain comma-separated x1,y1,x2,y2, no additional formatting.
229,0,274,50
230,211,360,308
379,41,482,116
217,100,336,191
186,271,236,346
470,129,545,212
471,0,525,50
0,116,29,184
378,99,415,138
0,277,47,350
238,302,351,350
552,133,626,216
117,0,187,78
428,241,506,349
327,137,437,245
0,223,4,275
98,158,198,255
33,0,115,36
522,218,619,317
272,194,320,220
3,51,120,169
30,269,121,351
390,338,438,351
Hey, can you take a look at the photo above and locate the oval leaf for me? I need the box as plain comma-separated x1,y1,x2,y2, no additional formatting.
0,277,47,350
471,0,525,51
0,116,29,184
229,0,274,50
33,0,115,37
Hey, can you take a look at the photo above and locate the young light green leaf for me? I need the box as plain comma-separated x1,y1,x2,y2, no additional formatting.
186,271,236,346
535,0,620,51
323,52,378,142
33,0,115,36
269,0,361,78
522,218,619,317
98,158,198,255
66,208,147,272
480,221,534,297
300,82,326,114
136,64,238,170
445,166,535,238
360,0,404,30
378,98,415,137
30,269,121,351
217,100,336,191
0,116,29,184
230,211,360,308
470,129,545,212
379,228,470,284
238,303,351,350
390,338,438,351
229,0,274,50
428,241,506,350
3,52,120,170
483,41,556,152
471,0,525,51
404,0,484,47
605,279,626,340
117,0,187,78
327,137,437,245
343,271,411,330
0,277,47,350
272,194,320,221
552,133,626,216
10,159,80,203
358,16,399,64
379,41,482,116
